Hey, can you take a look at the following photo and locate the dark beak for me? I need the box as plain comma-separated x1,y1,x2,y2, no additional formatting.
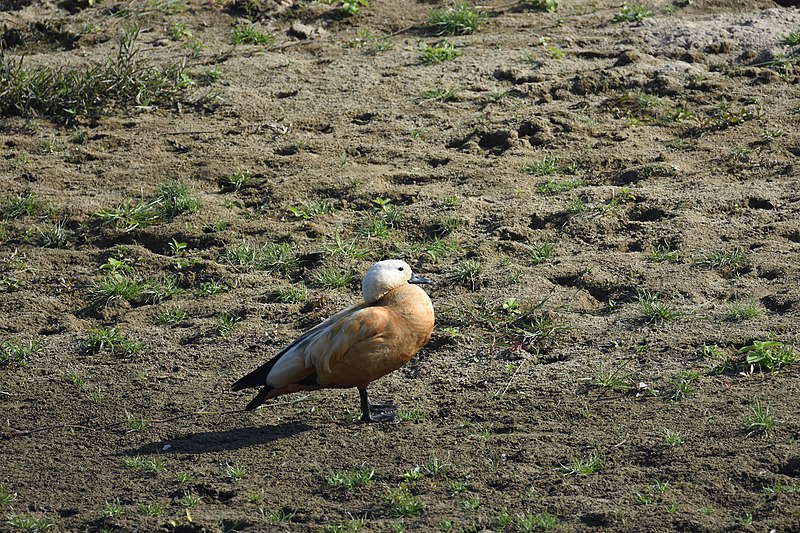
408,274,432,285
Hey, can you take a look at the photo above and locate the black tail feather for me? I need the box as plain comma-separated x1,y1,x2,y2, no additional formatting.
244,386,272,411
231,357,281,392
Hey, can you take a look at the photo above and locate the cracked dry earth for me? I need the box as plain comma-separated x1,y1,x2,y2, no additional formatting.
1,0,799,531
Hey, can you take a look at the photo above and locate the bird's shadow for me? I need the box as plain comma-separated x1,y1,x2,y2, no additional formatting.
121,422,311,456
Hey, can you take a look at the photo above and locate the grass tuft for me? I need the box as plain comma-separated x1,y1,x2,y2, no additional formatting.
231,24,274,46
745,400,776,436
384,485,423,517
0,27,207,121
427,3,485,35
448,259,484,290
326,464,374,490
637,290,681,325
614,3,653,22
1,338,40,367
421,42,462,63
737,340,796,372
561,450,604,475
83,326,141,356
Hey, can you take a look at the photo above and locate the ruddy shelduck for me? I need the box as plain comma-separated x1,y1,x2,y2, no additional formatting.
231,259,435,422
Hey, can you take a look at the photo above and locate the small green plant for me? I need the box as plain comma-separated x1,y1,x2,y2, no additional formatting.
262,508,297,524
384,485,423,517
359,215,391,239
225,241,298,274
194,279,227,297
423,455,450,477
28,220,73,248
174,471,195,484
155,306,187,325
695,249,748,270
434,216,461,236
168,23,192,40
403,467,424,482
592,368,633,392
428,3,485,35
663,428,684,447
340,0,368,16
231,24,274,46
762,482,800,495
138,501,162,517
83,327,140,355
90,273,177,305
326,464,374,490
126,412,148,432
64,369,86,388
179,492,201,508
99,498,125,518
596,187,636,215
267,285,307,303
0,192,41,219
220,169,251,192
637,290,681,325
421,42,462,64
448,259,483,290
517,512,558,531
420,86,459,102
6,515,53,531
0,485,18,506
397,408,427,421
670,371,700,401
745,400,776,436
122,456,166,474
1,338,40,366
448,481,467,494
225,463,247,481
217,312,242,336
649,243,678,262
614,3,653,22
561,450,604,475
311,267,354,289
726,300,762,322
526,156,574,177
737,340,797,372
460,496,481,510
521,0,559,12
288,199,335,220
781,30,800,46
536,177,584,195
525,241,554,264
157,180,199,218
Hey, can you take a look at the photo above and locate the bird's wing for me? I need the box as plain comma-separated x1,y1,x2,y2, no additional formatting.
266,306,394,388
230,302,366,391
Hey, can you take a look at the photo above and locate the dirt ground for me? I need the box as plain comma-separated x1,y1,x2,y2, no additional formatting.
1,0,799,531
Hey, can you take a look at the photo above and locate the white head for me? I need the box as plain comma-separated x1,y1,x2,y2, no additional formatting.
362,259,431,304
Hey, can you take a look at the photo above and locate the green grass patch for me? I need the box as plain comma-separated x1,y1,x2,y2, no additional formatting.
83,327,141,355
94,180,199,231
614,3,652,22
326,464,374,490
0,338,40,367
231,24,274,46
0,27,206,121
224,241,298,274
737,340,796,372
421,41,462,63
427,3,485,35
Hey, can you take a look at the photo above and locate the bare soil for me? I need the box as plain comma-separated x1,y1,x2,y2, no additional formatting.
1,0,799,531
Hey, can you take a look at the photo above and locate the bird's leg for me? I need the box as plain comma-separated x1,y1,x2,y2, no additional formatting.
358,387,396,423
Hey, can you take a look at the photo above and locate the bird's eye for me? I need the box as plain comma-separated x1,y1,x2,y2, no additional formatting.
398,267,404,271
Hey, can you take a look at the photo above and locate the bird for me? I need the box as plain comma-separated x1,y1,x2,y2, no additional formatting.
231,259,435,422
